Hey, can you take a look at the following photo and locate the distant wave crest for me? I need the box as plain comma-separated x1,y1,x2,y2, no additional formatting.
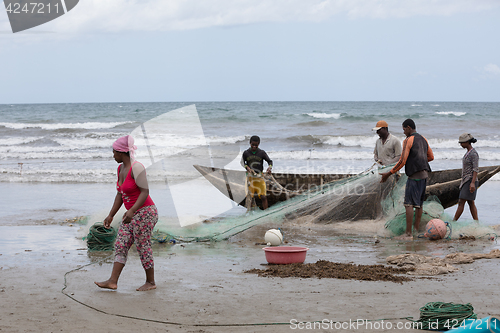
0,137,40,146
305,113,341,119
270,150,373,160
207,135,246,144
287,134,378,148
435,111,467,116
0,121,133,130
428,138,500,149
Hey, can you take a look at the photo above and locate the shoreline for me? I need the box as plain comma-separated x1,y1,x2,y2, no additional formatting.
3,180,500,227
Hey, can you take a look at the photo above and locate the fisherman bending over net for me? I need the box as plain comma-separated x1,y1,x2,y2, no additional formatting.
380,119,434,240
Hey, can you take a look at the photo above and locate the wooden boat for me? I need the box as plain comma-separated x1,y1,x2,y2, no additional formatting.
194,164,500,215
425,166,500,208
194,165,354,208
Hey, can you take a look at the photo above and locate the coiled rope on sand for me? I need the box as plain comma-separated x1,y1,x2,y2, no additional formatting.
411,302,477,330
85,223,117,251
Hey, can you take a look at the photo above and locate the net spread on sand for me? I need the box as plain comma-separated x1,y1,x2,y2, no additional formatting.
386,249,500,276
153,168,389,241
152,166,495,242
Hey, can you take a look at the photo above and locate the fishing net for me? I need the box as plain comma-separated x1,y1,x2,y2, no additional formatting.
444,217,498,241
85,223,117,251
383,173,445,236
153,166,401,241
383,174,497,238
152,164,498,241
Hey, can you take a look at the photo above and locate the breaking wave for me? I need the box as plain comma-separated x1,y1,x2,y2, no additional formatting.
435,111,467,116
0,121,133,130
305,113,342,119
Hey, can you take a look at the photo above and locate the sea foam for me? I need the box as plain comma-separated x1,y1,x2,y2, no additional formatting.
0,121,133,130
435,111,467,116
305,113,342,119
270,150,373,161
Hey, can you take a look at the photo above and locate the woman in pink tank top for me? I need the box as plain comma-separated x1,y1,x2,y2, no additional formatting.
95,135,158,291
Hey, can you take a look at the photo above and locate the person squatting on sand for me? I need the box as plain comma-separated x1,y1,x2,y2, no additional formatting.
95,135,159,291
241,135,273,210
453,133,479,221
380,119,434,239
372,120,402,166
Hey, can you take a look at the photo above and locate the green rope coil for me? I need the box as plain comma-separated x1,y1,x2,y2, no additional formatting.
412,302,477,330
85,223,117,251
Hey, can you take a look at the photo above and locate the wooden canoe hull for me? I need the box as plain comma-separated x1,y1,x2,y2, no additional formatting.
193,165,354,208
194,165,500,217
426,166,500,209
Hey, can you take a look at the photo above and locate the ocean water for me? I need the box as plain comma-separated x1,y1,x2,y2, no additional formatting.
1,101,499,226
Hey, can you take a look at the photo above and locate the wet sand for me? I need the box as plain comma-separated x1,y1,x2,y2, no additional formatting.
1,223,500,332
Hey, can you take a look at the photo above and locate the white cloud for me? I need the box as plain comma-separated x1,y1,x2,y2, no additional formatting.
484,63,500,76
1,0,499,34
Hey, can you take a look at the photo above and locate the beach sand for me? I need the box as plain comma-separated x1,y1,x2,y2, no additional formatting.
1,222,500,333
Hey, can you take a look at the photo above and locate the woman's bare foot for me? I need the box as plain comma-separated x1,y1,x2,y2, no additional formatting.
136,281,156,291
94,280,118,290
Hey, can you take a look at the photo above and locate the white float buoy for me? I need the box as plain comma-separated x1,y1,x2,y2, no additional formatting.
264,229,283,246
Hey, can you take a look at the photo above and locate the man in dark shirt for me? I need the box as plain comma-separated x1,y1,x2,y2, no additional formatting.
380,119,434,239
241,135,273,209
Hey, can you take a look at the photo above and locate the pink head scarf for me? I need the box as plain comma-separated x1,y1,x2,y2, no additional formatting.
113,135,137,160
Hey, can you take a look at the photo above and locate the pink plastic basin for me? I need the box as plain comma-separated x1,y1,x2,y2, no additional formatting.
263,246,309,264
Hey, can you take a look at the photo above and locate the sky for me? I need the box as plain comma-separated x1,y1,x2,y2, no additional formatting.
1,0,500,103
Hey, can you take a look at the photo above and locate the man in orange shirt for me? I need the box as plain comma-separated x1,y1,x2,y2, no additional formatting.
380,119,434,239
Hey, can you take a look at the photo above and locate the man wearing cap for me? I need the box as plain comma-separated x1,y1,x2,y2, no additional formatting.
380,119,434,239
373,120,402,166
